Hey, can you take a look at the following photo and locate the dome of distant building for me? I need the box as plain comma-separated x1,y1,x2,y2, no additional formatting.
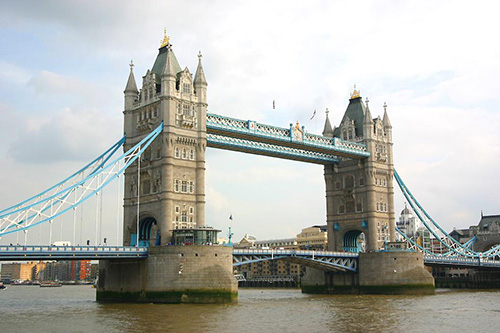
401,203,411,216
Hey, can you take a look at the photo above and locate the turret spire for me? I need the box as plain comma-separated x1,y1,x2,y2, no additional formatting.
322,108,333,137
194,51,207,86
124,60,138,93
163,45,175,77
383,102,392,128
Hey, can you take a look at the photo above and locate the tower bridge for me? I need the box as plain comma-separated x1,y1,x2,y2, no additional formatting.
2,31,498,302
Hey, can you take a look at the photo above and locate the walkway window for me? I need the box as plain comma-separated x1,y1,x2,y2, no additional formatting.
345,175,354,189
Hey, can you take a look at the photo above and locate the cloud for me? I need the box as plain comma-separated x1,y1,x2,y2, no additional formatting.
7,107,121,164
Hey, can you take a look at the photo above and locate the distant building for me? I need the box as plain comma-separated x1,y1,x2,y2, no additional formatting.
296,225,328,250
396,203,423,238
2,260,96,282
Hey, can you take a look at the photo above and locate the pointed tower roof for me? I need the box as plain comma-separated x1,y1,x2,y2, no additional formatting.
364,102,373,125
333,85,366,137
322,108,333,137
151,32,182,82
124,60,138,93
382,102,392,128
194,51,207,85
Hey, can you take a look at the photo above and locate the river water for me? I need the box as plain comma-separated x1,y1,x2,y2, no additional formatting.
1,286,499,332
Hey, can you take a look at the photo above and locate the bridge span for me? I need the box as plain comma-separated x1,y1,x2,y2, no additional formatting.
2,246,499,270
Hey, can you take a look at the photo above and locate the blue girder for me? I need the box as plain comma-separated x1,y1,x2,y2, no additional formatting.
232,248,359,272
206,113,370,163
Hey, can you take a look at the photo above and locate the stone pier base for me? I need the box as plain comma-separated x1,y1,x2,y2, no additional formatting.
301,251,435,295
97,245,238,303
358,251,435,294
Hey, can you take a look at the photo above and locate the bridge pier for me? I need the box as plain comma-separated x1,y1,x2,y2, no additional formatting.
301,251,435,295
97,246,237,303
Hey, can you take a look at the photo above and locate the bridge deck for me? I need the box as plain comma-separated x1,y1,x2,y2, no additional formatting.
1,246,499,269
0,245,148,261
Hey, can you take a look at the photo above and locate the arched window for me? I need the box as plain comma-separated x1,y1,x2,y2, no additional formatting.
345,175,355,189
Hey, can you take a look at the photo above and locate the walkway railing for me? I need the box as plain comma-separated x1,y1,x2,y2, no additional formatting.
206,113,370,163
0,245,148,260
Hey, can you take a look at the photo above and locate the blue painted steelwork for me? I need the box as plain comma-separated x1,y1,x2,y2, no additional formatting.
0,123,163,237
232,248,359,272
423,255,500,268
207,133,340,164
0,136,125,217
206,113,370,163
2,246,498,269
395,169,500,259
0,245,148,261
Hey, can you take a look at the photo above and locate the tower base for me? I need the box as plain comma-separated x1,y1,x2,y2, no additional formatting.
96,245,238,303
301,251,434,295
358,251,435,294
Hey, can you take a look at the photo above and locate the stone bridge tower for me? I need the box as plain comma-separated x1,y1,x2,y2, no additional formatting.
122,33,207,246
323,87,395,252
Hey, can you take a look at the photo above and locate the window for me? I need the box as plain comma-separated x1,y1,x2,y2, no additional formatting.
182,149,187,159
359,178,364,186
182,83,191,94
190,149,195,160
175,206,180,214
174,179,180,192
181,211,187,222
189,181,194,194
189,207,194,214
142,179,150,195
338,204,345,214
356,200,363,212
345,175,354,189
181,181,188,193
175,147,180,158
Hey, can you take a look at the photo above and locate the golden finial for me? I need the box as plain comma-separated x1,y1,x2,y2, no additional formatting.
350,84,361,99
160,28,170,48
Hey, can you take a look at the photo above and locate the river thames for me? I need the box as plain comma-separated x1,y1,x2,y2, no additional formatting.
1,286,499,332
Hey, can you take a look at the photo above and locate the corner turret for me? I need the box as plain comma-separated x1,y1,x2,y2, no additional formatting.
124,60,138,111
194,51,207,103
322,108,333,137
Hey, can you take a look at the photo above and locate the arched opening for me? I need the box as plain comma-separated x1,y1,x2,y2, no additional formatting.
343,230,365,253
139,216,158,247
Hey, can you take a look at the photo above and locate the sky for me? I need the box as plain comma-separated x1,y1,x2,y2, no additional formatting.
0,0,499,246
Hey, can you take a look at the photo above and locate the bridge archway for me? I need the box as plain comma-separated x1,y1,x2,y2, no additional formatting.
342,230,365,253
139,216,158,247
